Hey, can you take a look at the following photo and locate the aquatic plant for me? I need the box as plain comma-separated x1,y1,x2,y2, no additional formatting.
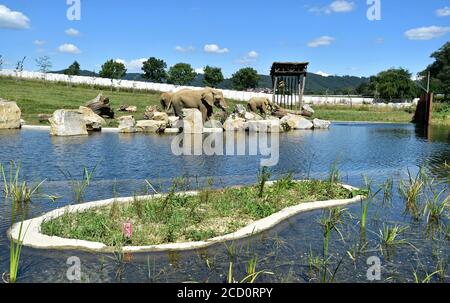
328,161,341,184
257,166,271,198
412,270,442,283
399,168,426,220
226,260,273,283
1,161,45,205
423,190,449,225
319,207,346,283
381,177,394,205
60,164,97,204
378,224,409,247
2,198,27,283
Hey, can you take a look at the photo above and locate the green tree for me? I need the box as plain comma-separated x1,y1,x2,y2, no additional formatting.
203,65,224,88
99,59,127,80
64,61,81,76
365,68,418,101
142,57,167,83
421,42,450,99
35,56,52,73
231,67,260,91
167,63,197,86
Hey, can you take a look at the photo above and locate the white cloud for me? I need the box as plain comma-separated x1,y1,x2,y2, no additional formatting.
316,70,331,77
236,50,259,64
34,40,46,46
114,58,147,71
195,67,205,74
58,43,81,54
204,44,229,54
375,37,384,44
404,26,450,40
65,28,80,37
436,7,450,17
307,36,335,47
309,1,354,15
247,51,258,58
0,5,30,29
175,45,195,52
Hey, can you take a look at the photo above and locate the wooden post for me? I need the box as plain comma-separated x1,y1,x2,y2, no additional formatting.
299,74,306,110
272,76,278,107
425,92,433,126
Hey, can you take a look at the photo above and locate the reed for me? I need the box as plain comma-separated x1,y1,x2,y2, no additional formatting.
1,161,45,205
378,224,409,247
399,168,425,220
257,166,271,198
381,177,393,205
423,190,449,225
60,164,97,204
328,161,341,184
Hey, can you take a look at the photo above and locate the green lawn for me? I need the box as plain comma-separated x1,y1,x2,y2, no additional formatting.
0,76,448,126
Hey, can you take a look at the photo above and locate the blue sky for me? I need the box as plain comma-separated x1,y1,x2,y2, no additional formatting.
0,0,449,77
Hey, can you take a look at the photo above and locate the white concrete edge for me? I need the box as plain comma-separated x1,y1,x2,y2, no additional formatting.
8,182,364,253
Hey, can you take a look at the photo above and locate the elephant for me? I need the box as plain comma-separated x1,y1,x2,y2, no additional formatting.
160,92,174,112
247,97,274,116
171,88,228,123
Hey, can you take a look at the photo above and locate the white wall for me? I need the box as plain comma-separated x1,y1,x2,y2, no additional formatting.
1,69,416,107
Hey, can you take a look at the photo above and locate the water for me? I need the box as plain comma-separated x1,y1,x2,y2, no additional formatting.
0,123,449,283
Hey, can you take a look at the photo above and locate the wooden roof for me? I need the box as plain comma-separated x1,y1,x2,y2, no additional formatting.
270,62,309,77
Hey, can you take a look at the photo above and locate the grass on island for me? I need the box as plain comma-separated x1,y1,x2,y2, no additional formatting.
0,76,448,126
41,176,359,247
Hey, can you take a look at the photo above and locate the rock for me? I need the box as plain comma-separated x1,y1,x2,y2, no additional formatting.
144,106,158,120
78,106,106,131
0,100,21,129
168,116,180,127
49,110,88,136
86,94,114,118
244,112,263,121
38,114,52,123
280,114,313,130
247,120,281,133
182,109,203,134
203,128,223,133
164,128,181,134
20,119,26,127
204,119,223,128
234,104,247,117
152,112,169,125
302,104,315,117
313,119,331,129
119,104,137,112
223,115,248,132
135,120,166,133
118,116,136,133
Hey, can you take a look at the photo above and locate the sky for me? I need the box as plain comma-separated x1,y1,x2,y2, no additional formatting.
0,0,449,78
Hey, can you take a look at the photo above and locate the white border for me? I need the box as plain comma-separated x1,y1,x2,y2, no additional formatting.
8,182,363,253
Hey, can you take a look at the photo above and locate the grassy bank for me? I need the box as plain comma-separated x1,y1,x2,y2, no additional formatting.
41,176,358,247
0,76,448,126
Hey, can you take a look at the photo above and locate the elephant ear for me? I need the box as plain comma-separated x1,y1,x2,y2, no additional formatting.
202,91,214,107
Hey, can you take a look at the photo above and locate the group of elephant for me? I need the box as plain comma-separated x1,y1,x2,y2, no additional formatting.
160,87,281,123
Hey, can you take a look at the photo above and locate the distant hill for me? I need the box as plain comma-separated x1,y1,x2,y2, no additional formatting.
52,69,368,94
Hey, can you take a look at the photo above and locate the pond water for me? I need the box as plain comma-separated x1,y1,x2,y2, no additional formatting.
0,123,449,283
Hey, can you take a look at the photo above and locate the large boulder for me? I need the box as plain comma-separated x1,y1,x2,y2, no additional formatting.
152,112,169,125
168,116,181,128
244,112,263,121
313,119,331,129
280,114,314,130
182,109,203,134
85,94,114,118
135,120,166,133
223,114,248,132
49,110,88,136
118,116,136,133
204,119,223,128
78,106,106,131
234,104,247,117
247,120,281,133
302,104,315,117
0,99,21,129
144,106,158,120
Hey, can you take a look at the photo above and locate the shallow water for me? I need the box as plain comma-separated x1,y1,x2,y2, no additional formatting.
0,123,449,283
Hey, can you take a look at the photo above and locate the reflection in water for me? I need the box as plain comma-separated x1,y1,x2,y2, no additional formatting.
0,123,448,282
